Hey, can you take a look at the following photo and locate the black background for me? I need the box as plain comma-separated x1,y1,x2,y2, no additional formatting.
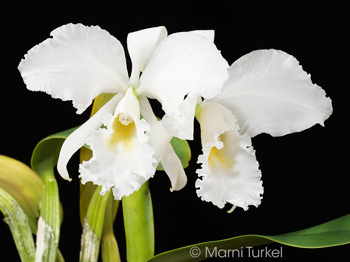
1,1,349,261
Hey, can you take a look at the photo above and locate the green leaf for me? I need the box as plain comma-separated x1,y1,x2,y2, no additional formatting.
156,136,191,170
0,187,36,262
123,182,154,262
147,214,350,262
0,155,44,233
31,126,84,182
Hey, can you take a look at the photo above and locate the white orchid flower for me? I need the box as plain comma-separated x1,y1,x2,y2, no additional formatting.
195,49,332,211
18,23,228,198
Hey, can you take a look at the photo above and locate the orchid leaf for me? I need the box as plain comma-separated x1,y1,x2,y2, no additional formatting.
0,155,43,233
147,214,350,262
31,126,87,182
0,187,36,262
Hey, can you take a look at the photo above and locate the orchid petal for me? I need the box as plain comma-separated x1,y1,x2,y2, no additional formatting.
137,31,229,139
127,26,167,87
147,121,173,162
160,143,188,191
140,96,187,191
196,101,263,210
162,93,198,139
57,93,123,180
148,121,188,191
213,49,332,137
191,30,215,42
18,23,129,114
138,95,158,125
79,88,156,199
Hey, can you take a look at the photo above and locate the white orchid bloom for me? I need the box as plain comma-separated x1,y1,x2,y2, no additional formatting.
196,101,263,211
195,49,332,211
18,23,228,198
79,88,157,198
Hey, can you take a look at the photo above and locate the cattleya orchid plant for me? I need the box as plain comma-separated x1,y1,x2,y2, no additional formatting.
18,24,228,200
0,23,348,262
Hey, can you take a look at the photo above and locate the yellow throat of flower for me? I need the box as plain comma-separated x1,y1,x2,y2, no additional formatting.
208,146,233,170
108,113,136,151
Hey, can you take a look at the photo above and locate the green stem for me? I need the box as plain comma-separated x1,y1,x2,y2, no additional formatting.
56,249,65,262
122,181,154,262
36,178,60,262
80,186,111,262
0,187,35,262
86,186,110,238
101,193,120,262
41,178,60,243
101,233,120,262
31,140,62,261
